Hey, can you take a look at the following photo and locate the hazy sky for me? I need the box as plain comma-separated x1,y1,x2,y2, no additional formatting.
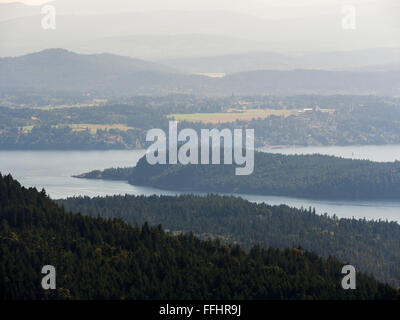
1,0,398,57
0,0,385,8
0,0,49,4
0,0,381,3
0,0,394,19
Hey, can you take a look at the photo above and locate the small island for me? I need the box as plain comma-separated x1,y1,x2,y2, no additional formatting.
74,151,400,200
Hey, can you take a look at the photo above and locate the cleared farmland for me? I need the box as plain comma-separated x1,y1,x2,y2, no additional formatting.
22,124,133,134
168,109,301,124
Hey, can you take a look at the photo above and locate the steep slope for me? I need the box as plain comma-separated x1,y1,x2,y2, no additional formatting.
0,173,397,300
60,194,400,287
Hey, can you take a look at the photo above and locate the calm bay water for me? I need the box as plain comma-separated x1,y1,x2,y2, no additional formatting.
1,146,400,223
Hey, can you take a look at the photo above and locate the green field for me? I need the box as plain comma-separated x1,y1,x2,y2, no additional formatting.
168,109,300,124
32,99,108,110
22,123,133,134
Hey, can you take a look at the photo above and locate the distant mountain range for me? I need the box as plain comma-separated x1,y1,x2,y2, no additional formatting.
0,49,192,95
1,49,400,96
161,48,400,74
0,3,399,58
73,34,271,61
1,1,399,74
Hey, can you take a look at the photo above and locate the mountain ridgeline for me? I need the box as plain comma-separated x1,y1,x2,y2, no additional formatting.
0,173,398,300
76,151,400,200
1,49,400,96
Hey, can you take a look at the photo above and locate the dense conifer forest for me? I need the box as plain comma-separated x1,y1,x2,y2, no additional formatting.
1,173,398,300
60,194,400,287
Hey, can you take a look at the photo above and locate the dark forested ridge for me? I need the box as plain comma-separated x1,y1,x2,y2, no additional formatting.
77,152,400,200
60,194,400,287
1,173,398,300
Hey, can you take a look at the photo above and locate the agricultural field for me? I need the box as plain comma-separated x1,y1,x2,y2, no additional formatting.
195,73,226,78
22,123,133,134
168,108,301,124
32,99,108,110
65,124,133,133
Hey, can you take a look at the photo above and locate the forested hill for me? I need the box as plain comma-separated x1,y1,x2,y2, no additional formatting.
0,173,398,300
60,194,400,287
1,50,400,96
76,152,400,200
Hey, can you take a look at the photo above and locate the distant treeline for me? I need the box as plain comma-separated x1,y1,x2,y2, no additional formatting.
2,94,400,149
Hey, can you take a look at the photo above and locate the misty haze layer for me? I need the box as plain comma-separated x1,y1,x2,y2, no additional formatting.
0,0,399,67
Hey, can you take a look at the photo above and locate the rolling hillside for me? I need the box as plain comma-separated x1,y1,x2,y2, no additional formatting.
1,49,400,96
